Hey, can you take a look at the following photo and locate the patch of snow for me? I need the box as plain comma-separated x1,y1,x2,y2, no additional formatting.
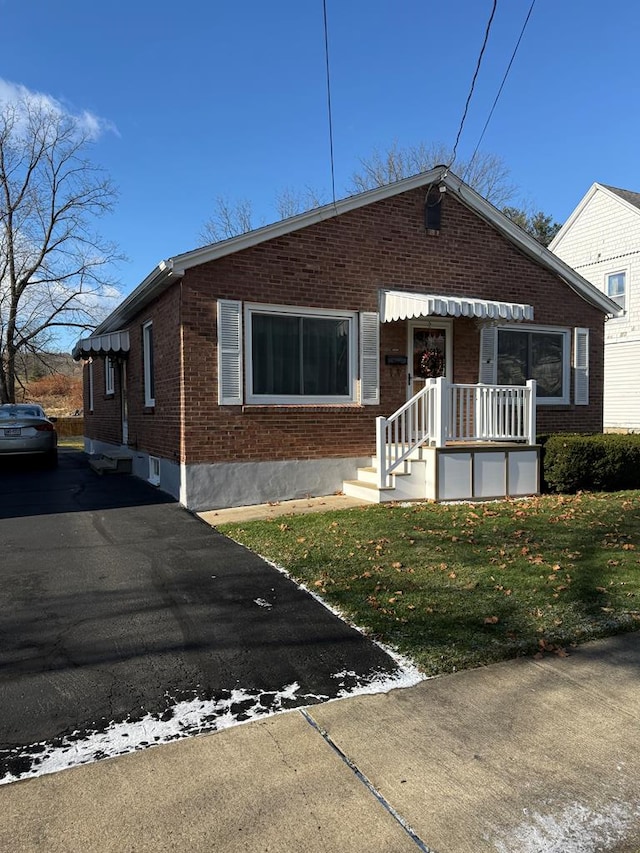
0,651,424,788
0,682,325,787
492,799,640,853
1,553,428,788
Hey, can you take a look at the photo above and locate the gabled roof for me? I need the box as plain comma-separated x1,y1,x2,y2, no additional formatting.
603,184,640,211
85,166,619,340
550,182,640,253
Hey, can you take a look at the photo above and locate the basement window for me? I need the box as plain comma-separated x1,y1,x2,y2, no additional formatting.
148,456,160,486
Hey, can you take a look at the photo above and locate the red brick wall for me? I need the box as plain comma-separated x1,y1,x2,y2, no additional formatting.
83,285,183,458
88,186,605,461
82,357,122,445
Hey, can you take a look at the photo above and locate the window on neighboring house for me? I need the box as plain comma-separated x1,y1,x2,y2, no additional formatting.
105,356,115,395
606,271,626,312
246,306,355,403
143,320,155,406
481,325,571,405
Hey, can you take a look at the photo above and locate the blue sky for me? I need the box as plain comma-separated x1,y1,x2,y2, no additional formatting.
1,0,639,324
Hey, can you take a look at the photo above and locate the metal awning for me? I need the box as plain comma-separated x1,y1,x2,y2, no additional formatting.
380,290,534,323
72,330,130,361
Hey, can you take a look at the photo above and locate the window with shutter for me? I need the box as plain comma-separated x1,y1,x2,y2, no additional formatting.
360,312,380,405
244,303,357,404
217,300,243,405
574,327,589,406
480,324,571,405
479,326,497,384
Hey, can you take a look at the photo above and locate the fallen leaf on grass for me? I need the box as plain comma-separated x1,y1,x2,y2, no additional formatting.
484,616,499,625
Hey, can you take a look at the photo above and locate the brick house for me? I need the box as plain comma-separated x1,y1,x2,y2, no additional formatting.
549,182,640,432
73,167,618,510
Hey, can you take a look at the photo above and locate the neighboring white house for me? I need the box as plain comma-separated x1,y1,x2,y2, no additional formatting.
549,183,640,432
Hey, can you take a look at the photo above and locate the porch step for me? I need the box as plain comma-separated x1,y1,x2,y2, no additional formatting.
342,478,396,503
343,462,416,504
89,451,132,476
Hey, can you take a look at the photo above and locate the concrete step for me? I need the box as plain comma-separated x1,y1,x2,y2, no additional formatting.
342,479,396,503
89,452,132,476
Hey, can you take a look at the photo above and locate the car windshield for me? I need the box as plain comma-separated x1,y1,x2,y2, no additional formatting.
0,406,44,419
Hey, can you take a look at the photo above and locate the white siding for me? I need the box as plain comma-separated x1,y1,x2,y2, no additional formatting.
552,186,640,430
604,340,640,431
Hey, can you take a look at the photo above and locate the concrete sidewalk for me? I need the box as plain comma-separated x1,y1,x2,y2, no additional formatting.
2,631,640,852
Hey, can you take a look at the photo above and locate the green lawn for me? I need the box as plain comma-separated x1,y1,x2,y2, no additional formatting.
219,492,640,675
57,435,85,450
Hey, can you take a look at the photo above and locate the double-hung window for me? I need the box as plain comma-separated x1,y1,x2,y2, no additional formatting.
105,356,115,396
143,320,155,407
246,305,355,403
606,271,626,312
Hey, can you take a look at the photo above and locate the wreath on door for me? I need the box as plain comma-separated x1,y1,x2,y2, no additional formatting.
420,347,445,378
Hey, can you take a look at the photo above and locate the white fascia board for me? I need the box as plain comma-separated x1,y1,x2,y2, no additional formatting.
92,165,619,339
443,173,620,316
93,260,181,335
169,168,448,273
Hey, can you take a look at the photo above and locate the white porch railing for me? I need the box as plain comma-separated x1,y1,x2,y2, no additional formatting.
376,377,536,488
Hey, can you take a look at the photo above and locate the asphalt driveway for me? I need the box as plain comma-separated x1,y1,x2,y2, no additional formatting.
0,451,419,784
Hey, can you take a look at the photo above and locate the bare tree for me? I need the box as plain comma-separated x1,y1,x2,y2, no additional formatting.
200,142,518,245
200,196,255,243
0,97,121,403
275,185,325,220
200,185,326,245
349,140,517,207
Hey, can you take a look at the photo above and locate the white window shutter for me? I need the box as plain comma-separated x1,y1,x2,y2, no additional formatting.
217,299,243,405
479,326,497,384
360,312,380,405
574,327,589,406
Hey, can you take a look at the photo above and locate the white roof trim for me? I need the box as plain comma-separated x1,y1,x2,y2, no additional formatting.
380,290,534,323
72,330,130,361
90,166,620,336
550,182,640,253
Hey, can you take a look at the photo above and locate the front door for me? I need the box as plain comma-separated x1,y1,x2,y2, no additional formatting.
407,320,452,399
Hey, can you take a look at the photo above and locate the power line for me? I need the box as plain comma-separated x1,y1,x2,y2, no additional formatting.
464,0,537,179
449,0,498,169
322,0,337,208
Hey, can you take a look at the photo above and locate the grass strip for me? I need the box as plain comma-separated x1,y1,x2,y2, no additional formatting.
219,492,640,675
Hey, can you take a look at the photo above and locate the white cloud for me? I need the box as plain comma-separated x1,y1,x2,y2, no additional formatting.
0,78,118,140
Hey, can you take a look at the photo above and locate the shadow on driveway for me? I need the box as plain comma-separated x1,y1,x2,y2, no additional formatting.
0,448,419,785
0,449,175,519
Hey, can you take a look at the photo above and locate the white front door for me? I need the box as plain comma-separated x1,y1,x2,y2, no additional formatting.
407,320,453,399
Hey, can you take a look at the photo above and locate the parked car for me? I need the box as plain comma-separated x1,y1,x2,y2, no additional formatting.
0,404,58,467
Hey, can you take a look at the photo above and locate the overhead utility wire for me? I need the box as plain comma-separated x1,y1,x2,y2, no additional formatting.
464,0,537,179
448,0,498,170
322,0,337,208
